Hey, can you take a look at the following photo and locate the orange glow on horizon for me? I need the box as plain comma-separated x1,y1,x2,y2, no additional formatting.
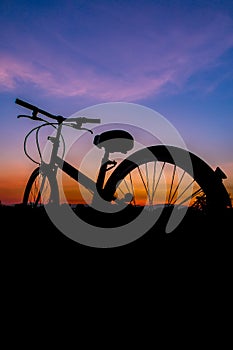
0,155,232,208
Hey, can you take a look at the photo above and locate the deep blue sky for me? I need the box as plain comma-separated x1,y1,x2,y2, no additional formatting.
0,0,233,202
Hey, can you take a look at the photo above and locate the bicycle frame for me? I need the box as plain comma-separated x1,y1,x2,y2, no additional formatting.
16,97,231,211
42,122,113,205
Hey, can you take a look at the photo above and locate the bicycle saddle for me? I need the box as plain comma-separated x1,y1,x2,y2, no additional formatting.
93,130,134,154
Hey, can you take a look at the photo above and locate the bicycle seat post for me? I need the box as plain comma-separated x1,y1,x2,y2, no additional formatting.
96,150,108,194
95,148,117,202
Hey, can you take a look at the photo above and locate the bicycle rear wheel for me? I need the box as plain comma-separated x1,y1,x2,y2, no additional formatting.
104,145,230,211
23,167,59,207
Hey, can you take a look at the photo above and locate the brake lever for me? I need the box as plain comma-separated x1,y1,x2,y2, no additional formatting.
80,127,93,134
17,114,44,121
17,114,31,119
70,124,93,134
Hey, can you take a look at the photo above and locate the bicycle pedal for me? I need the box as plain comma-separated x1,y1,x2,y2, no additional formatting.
116,193,133,204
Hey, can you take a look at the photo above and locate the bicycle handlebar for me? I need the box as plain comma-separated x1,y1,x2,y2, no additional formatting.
84,117,100,124
15,98,62,121
15,98,101,125
16,98,39,111
67,117,101,124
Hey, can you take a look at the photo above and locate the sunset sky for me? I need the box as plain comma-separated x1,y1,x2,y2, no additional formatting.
0,0,233,204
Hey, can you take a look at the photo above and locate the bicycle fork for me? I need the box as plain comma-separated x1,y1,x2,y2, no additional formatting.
40,123,63,205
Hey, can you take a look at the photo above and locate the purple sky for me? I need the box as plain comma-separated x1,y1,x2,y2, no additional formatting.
0,0,233,203
1,1,233,101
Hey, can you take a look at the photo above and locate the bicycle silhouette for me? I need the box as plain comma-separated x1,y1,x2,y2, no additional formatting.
16,98,231,224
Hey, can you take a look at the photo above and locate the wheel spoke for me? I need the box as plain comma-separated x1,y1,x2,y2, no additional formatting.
37,175,47,205
24,168,59,207
32,178,40,205
118,185,126,197
129,172,136,206
167,165,176,204
169,170,185,204
176,187,203,207
145,163,152,205
137,166,149,201
172,179,195,205
151,162,165,203
114,162,206,210
150,162,156,204
116,178,132,200
104,144,227,223
123,178,131,195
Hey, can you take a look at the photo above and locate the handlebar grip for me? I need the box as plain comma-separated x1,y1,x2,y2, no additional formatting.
83,118,101,124
15,98,38,111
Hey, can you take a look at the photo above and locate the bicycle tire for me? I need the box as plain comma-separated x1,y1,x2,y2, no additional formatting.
104,145,230,211
23,167,59,207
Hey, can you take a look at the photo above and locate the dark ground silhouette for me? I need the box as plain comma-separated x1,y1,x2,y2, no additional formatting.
2,204,232,249
1,204,232,288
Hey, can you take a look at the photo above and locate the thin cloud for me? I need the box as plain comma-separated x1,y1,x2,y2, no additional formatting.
0,54,175,100
0,10,233,101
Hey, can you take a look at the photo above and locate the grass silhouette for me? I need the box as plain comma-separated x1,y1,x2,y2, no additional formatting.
1,204,232,248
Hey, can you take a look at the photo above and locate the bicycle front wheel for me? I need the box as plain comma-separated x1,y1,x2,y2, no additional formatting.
23,167,59,207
